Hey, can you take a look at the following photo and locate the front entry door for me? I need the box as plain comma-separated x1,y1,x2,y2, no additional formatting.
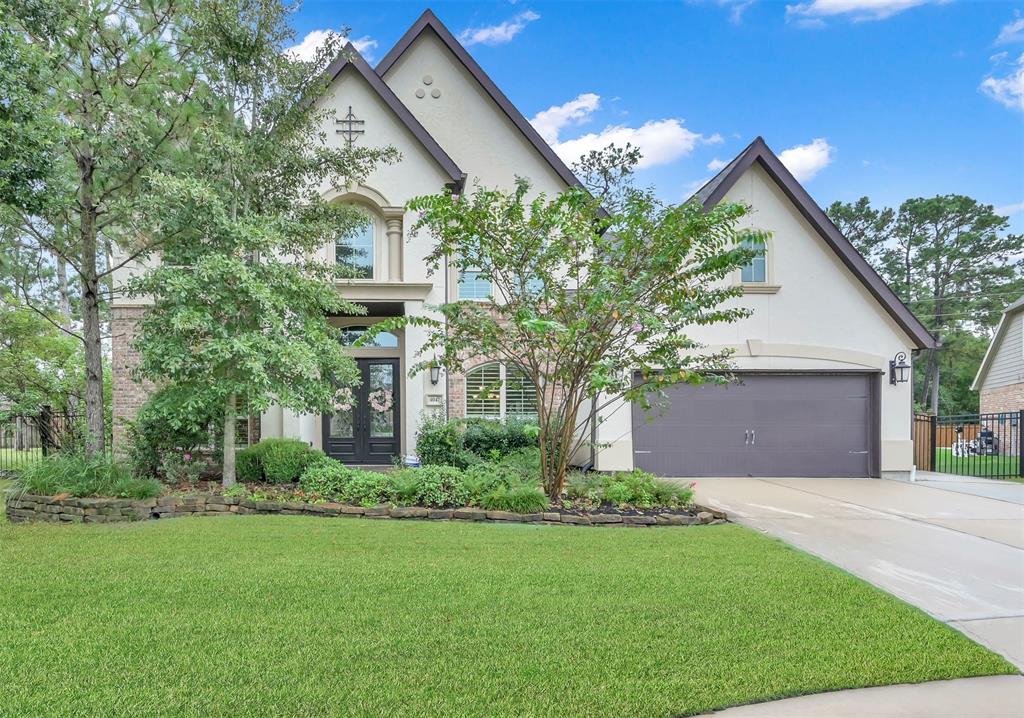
323,358,400,464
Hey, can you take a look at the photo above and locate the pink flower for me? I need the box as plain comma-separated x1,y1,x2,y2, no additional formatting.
183,453,192,462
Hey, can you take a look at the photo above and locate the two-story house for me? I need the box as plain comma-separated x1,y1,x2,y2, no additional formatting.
111,9,934,478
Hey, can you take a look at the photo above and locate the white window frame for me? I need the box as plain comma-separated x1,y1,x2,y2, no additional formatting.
458,268,492,301
464,363,538,420
335,210,378,280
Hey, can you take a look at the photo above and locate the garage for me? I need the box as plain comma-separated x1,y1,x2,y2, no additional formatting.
632,373,879,477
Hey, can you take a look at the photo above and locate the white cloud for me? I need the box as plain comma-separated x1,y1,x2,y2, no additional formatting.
553,120,717,170
459,10,540,47
531,94,720,169
530,93,601,144
980,53,1024,111
995,200,1024,216
285,29,378,63
996,16,1024,45
785,0,938,23
720,0,755,24
778,138,835,181
707,158,728,171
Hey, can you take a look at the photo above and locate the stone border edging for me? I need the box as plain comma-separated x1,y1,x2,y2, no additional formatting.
5,494,728,527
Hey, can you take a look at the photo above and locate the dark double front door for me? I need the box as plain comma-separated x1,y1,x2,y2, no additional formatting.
323,358,400,464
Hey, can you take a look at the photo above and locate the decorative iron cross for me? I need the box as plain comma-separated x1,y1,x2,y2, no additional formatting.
335,105,365,145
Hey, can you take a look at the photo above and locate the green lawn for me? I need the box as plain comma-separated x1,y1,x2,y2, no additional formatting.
0,517,1013,717
935,448,1021,480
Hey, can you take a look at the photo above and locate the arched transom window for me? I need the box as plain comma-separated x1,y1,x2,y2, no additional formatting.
465,363,538,420
339,326,399,348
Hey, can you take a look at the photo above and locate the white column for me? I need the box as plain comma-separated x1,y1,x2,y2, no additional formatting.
386,217,403,281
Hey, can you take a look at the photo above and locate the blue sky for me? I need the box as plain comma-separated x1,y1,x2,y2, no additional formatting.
291,1,1024,232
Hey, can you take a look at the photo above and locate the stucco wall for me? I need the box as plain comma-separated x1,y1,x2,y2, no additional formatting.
595,163,918,474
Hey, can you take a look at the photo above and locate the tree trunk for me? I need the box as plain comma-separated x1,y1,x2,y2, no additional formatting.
222,394,236,487
930,354,940,415
79,191,105,457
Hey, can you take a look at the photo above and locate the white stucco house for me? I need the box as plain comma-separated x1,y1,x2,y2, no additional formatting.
111,9,934,477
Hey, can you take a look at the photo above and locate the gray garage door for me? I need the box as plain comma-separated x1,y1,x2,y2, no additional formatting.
632,373,876,477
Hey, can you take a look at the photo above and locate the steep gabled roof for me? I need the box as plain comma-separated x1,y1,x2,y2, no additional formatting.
692,137,936,350
376,9,584,191
971,296,1024,390
317,42,465,190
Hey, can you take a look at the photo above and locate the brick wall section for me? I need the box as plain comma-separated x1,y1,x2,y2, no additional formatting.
981,383,1024,415
111,306,154,450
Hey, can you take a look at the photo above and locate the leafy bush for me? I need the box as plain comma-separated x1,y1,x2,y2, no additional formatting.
566,470,693,508
391,465,469,507
125,388,218,479
298,461,393,506
237,438,324,483
479,481,548,513
462,463,516,505
462,419,538,457
14,453,162,499
339,471,395,507
416,417,540,468
415,415,466,467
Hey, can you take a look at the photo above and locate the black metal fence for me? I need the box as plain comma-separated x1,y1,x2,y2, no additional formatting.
0,409,85,476
914,411,1023,479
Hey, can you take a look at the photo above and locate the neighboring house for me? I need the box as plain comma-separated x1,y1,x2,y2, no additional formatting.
972,296,1024,416
111,9,934,478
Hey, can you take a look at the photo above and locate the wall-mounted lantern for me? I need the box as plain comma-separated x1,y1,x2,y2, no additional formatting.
429,362,441,386
889,352,910,385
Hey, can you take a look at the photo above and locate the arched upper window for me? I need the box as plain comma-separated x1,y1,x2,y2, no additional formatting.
336,210,375,279
740,236,767,284
339,326,399,348
465,363,538,420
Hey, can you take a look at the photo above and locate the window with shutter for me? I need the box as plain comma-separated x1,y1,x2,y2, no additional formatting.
465,363,538,420
465,363,501,418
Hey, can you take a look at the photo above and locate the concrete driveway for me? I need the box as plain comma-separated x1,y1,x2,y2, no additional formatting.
691,475,1024,669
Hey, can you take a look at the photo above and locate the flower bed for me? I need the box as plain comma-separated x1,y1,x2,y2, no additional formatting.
5,492,726,526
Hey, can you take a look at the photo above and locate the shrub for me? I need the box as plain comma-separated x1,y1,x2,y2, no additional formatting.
565,469,693,508
237,438,324,483
462,418,538,457
14,453,162,499
462,463,516,505
496,447,541,481
479,481,548,513
125,388,218,479
339,471,394,507
416,415,466,467
391,465,469,507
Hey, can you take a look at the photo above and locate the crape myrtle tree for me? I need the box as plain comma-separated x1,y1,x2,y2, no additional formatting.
828,195,1022,414
129,0,396,485
0,0,213,456
368,147,761,498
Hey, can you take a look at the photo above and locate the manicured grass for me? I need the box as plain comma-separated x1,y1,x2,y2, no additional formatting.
0,518,1013,717
935,448,1021,480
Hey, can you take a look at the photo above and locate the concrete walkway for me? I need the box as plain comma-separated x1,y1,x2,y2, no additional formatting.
704,675,1024,717
688,475,1024,715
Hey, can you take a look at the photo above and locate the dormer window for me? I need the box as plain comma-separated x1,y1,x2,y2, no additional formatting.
336,212,376,279
740,236,767,283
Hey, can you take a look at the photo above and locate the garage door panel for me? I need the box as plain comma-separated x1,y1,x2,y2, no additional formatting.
632,373,876,478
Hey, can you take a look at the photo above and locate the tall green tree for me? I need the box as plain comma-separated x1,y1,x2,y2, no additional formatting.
1,0,210,455
369,146,759,498
130,0,396,485
829,194,1022,413
0,300,84,414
